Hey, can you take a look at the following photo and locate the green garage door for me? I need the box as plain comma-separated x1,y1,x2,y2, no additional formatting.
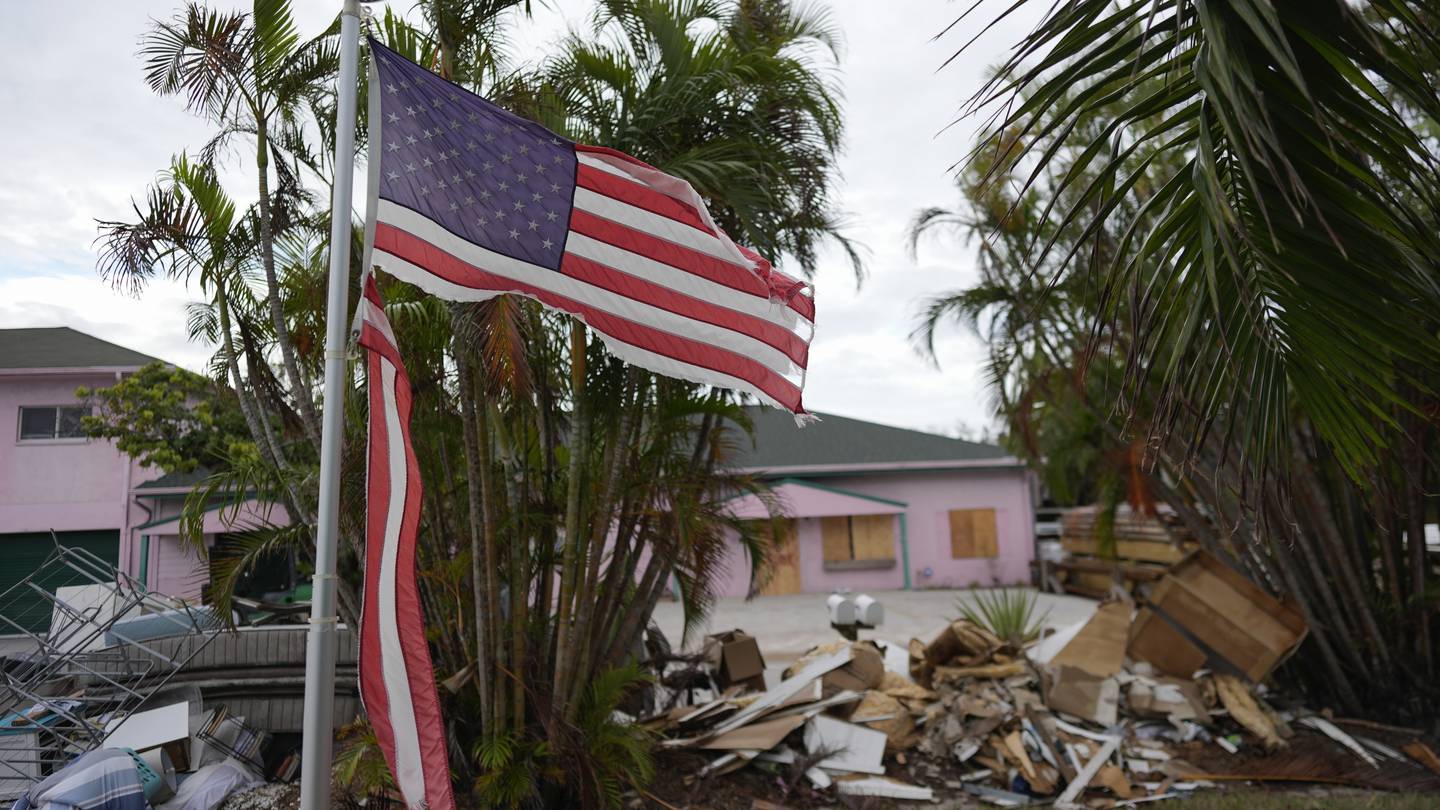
0,531,121,635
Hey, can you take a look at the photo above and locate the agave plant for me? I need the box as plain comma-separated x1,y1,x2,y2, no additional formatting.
955,587,1051,649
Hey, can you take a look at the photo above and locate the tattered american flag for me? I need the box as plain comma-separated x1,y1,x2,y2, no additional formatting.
364,38,815,415
354,272,455,810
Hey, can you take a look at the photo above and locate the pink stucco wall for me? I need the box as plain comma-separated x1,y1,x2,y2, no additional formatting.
2,369,289,601
0,371,161,566
711,467,1036,598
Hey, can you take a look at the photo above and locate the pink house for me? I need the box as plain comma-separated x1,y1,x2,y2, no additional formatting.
0,328,285,634
714,408,1035,597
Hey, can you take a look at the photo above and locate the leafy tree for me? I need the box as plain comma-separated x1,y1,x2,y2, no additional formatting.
929,0,1440,714
104,2,850,805
77,362,254,474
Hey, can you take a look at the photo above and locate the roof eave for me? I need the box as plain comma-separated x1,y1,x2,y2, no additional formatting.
744,457,1027,477
0,365,147,377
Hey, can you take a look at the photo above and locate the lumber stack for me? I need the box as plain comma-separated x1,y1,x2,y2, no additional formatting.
1052,505,1196,598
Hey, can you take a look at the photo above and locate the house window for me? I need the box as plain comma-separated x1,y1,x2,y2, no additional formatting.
820,515,895,570
18,405,88,441
949,508,998,558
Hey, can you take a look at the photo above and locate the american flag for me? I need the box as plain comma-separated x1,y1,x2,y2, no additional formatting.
364,38,815,415
354,272,455,810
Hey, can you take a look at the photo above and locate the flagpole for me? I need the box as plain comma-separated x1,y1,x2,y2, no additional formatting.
300,2,361,810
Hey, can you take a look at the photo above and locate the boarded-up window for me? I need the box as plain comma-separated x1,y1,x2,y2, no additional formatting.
820,515,895,562
949,509,998,558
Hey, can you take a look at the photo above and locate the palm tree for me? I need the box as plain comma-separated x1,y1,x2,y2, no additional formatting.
934,1,1440,713
547,0,860,277
141,0,341,447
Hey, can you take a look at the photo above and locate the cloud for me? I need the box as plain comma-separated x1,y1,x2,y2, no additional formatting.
0,0,1039,438
0,274,212,373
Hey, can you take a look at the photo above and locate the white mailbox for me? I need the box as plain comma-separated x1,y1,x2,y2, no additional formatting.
853,593,884,627
827,593,857,626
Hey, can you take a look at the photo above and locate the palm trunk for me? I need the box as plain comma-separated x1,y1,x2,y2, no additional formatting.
456,354,494,734
254,117,321,447
551,322,588,715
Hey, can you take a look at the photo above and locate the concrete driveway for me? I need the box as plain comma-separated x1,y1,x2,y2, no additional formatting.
652,588,1098,667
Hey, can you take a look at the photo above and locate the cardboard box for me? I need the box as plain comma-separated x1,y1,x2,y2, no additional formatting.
1128,551,1307,682
702,630,767,691
1042,664,1118,726
1049,601,1130,678
822,642,885,698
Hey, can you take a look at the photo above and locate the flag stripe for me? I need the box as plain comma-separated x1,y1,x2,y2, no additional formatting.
377,203,804,377
569,209,816,321
575,163,709,233
357,271,457,810
560,252,810,366
565,232,808,331
573,187,740,265
373,228,804,411
376,358,426,803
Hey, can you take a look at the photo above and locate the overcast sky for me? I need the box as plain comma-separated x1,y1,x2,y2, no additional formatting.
0,1,1037,437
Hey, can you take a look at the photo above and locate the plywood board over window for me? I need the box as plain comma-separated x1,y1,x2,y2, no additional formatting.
752,519,802,596
949,509,998,558
820,515,896,570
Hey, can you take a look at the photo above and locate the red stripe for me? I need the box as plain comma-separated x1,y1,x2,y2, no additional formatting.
560,252,809,367
363,273,385,308
359,287,456,810
375,223,803,410
575,143,663,174
576,164,709,233
357,318,403,365
569,209,817,322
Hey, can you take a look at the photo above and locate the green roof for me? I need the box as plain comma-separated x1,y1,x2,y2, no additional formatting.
0,327,163,370
134,468,213,491
728,407,1013,472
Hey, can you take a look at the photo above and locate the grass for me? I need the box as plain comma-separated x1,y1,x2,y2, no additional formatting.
1181,789,1437,809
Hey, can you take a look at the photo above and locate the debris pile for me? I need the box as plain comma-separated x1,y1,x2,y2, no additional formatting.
647,552,1440,806
0,543,317,810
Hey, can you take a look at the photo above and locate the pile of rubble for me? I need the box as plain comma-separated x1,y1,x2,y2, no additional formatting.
0,543,321,810
647,551,1440,806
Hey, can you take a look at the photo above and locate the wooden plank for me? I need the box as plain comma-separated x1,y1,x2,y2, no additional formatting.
1061,536,1191,564
1049,557,1167,581
973,509,998,557
949,510,975,558
851,514,895,561
1152,553,1306,680
760,520,802,596
820,516,851,562
1126,606,1207,678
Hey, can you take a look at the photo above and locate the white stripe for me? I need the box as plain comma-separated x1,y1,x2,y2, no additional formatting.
361,298,399,350
573,186,739,265
378,360,426,806
565,231,809,330
577,152,634,180
375,251,797,412
378,200,804,378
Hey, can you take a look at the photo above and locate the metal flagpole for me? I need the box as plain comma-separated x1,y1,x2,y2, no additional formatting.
300,2,362,810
